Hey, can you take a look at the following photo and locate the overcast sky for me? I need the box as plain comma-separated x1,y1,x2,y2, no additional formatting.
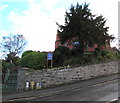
0,0,119,53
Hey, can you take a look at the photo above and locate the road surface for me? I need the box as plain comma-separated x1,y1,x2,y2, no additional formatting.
2,74,119,102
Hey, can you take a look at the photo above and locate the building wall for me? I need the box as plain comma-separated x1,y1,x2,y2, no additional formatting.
55,34,111,51
17,60,118,91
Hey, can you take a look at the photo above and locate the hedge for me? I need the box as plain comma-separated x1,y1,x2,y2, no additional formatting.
21,52,47,70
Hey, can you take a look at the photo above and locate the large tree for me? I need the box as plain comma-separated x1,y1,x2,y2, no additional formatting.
0,34,27,63
57,3,114,55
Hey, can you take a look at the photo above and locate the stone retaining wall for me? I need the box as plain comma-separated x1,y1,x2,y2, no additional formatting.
17,60,118,90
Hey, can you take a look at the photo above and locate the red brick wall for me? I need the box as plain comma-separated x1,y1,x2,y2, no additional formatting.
55,34,111,51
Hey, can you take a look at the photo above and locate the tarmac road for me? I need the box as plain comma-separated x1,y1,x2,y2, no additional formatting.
22,77,118,101
2,74,119,102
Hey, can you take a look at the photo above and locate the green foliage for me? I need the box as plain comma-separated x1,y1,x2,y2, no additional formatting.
63,57,81,66
53,46,71,67
21,50,34,57
94,48,101,58
57,2,114,56
64,52,96,66
100,50,117,60
70,48,80,56
114,52,120,58
20,55,30,67
63,50,119,67
2,60,8,73
0,34,27,72
53,52,65,67
54,46,71,58
83,53,95,64
101,50,107,57
21,52,47,70
13,58,21,66
118,53,120,58
2,60,15,73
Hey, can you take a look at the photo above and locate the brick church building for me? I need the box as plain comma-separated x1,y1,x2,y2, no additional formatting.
55,34,111,52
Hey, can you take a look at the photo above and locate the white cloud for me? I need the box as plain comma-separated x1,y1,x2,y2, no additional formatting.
2,0,119,52
87,0,119,47
51,8,66,25
0,0,27,2
90,1,118,31
41,0,58,11
0,4,8,10
6,0,62,51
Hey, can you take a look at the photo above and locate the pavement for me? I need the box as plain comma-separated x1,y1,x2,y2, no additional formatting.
2,74,119,102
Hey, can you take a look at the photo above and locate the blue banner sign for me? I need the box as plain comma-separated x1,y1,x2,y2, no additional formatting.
47,53,53,60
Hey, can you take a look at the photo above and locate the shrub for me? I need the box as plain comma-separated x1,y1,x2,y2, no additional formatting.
20,54,30,67
2,59,20,73
21,52,47,70
83,55,92,64
63,57,81,66
115,52,120,58
54,46,70,58
53,52,65,67
70,48,80,56
21,50,34,57
12,57,21,67
101,50,107,57
2,60,9,73
63,52,99,66
53,46,71,67
101,50,116,60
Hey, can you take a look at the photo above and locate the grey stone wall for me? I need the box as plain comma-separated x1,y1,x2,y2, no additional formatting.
17,60,118,90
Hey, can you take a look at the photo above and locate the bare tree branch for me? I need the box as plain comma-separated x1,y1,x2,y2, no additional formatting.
0,34,27,62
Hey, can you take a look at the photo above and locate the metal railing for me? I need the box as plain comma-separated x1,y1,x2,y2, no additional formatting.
1,72,18,91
